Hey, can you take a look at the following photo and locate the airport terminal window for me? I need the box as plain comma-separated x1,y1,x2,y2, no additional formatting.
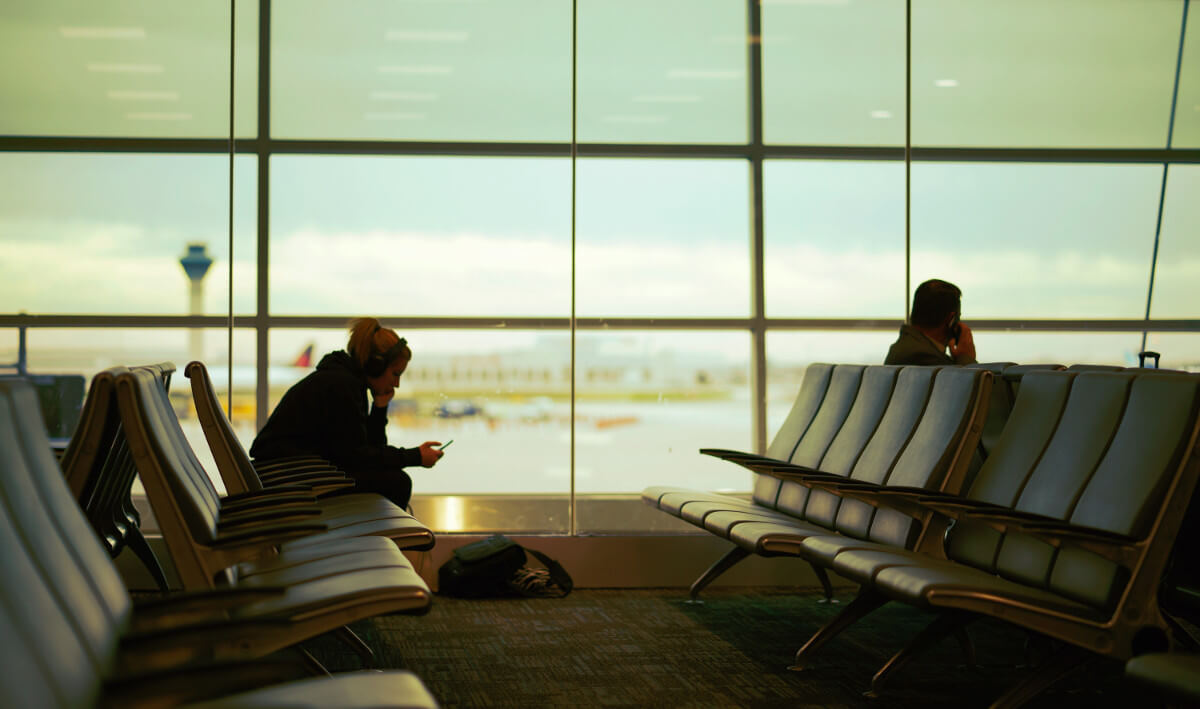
573,330,752,496
4,1,1199,536
910,162,1163,319
269,155,571,317
762,0,905,147
1149,165,1200,319
576,0,747,144
0,0,257,139
764,160,906,318
1143,333,1200,372
1173,7,1200,148
269,328,572,497
0,152,257,315
974,332,1143,368
911,0,1182,148
575,158,750,317
272,0,571,142
0,330,16,369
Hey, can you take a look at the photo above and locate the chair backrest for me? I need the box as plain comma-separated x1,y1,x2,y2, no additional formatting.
751,363,835,507
115,365,227,588
764,363,835,462
1066,363,1127,372
0,379,132,708
185,360,264,496
776,365,900,518
825,366,940,537
861,366,990,549
58,367,162,576
1047,372,1200,610
752,364,864,509
992,372,1135,591
943,370,1077,570
787,365,865,469
964,362,1015,467
59,369,121,502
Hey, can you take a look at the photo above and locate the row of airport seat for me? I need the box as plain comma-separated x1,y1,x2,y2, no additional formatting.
643,361,1200,706
0,362,443,707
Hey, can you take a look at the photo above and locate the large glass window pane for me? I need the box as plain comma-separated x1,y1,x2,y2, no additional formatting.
573,331,751,499
270,156,570,317
1150,165,1200,318
910,163,1162,319
267,328,572,499
577,0,747,144
762,0,904,146
0,330,17,371
765,160,905,317
0,153,256,315
1142,333,1200,372
1173,5,1200,147
576,159,750,317
912,0,1182,148
272,0,570,142
970,331,1143,368
0,0,257,138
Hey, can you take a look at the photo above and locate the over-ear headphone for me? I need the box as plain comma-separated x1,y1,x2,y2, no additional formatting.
363,328,408,378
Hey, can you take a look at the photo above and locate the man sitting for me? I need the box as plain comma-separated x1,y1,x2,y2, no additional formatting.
885,278,977,366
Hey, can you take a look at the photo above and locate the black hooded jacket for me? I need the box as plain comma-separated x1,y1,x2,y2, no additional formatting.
249,350,422,482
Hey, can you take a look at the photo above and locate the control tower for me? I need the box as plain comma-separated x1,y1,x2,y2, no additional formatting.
179,243,213,362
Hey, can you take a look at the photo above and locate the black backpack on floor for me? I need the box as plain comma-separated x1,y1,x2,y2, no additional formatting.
437,534,573,598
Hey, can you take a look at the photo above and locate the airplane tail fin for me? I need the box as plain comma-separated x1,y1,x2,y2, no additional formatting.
292,344,314,368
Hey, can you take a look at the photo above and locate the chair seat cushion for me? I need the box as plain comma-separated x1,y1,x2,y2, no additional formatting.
823,543,929,583
726,519,831,554
702,508,805,537
873,557,1104,621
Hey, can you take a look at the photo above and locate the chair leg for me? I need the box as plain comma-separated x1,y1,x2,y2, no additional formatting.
955,624,977,668
789,587,887,671
126,524,171,592
335,626,376,669
687,546,750,602
811,563,837,603
987,644,1092,709
297,647,332,676
866,611,974,698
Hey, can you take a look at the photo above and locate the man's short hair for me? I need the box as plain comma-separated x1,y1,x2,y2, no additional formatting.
910,279,961,329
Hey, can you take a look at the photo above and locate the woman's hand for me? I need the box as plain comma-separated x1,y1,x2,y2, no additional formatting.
418,441,445,467
371,386,395,409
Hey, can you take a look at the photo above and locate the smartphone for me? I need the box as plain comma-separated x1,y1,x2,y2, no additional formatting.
948,314,962,344
438,440,454,450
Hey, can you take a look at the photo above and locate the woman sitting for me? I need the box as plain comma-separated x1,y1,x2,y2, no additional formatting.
249,317,443,508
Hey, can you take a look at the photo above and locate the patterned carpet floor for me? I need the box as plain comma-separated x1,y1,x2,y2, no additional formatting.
299,588,1152,709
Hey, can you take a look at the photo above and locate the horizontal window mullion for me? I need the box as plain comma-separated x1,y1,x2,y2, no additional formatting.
4,314,1197,333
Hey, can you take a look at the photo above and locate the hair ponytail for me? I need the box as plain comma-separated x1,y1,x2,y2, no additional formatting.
347,317,410,371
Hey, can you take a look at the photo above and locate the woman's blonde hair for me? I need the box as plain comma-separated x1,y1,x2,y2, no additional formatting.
347,317,411,372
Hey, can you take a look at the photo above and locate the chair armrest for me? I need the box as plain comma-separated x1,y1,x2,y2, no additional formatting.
991,518,1140,566
259,471,350,487
118,617,293,673
764,464,834,480
220,490,318,514
209,521,328,551
217,506,322,530
132,587,285,632
699,447,757,460
221,484,314,503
